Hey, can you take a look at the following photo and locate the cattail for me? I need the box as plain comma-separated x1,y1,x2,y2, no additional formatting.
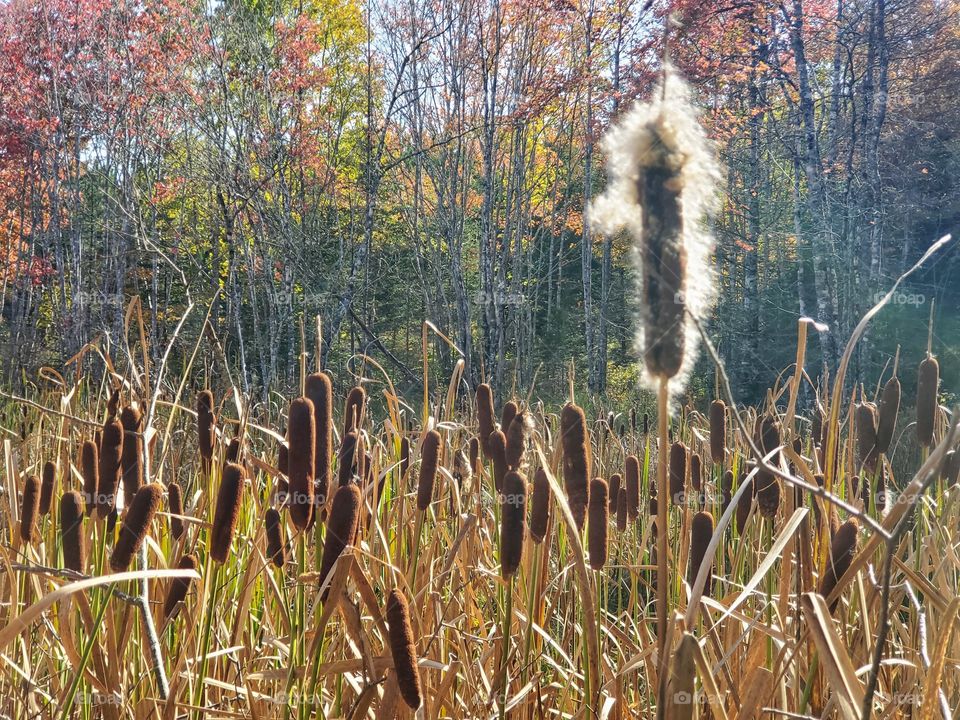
120,406,144,508
759,416,782,463
812,407,825,447
625,455,640,521
60,491,86,573
630,407,637,432
688,511,714,596
226,437,241,463
305,372,333,507
690,452,702,502
265,508,285,568
97,417,123,518
944,450,960,487
488,429,508,493
343,386,366,435
416,430,442,511
755,469,780,519
197,390,216,473
81,440,98,515
504,410,531,469
399,436,411,480
287,397,316,530
337,431,359,487
40,461,56,516
469,436,480,477
278,439,288,477
19,475,40,543
167,481,185,540
560,403,590,531
608,473,622,512
590,69,719,397
735,475,753,533
709,400,726,464
500,401,518,437
476,383,496,458
876,375,900,455
819,518,859,613
500,470,527,577
588,478,608,570
318,484,361,599
616,487,628,531
106,385,121,418
643,412,649,435
720,469,733,516
163,554,199,620
110,483,163,572
855,402,879,472
669,442,686,505
385,589,423,710
210,463,245,564
530,468,551,543
916,356,939,447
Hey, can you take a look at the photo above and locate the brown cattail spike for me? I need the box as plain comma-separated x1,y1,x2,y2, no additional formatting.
688,511,715,596
197,390,216,474
504,410,531,470
500,401,518,437
305,372,333,509
400,436,411,481
608,473,621,513
500,471,527,577
210,464,245,564
40,461,56,516
735,475,753,534
587,478,608,570
81,440,98,516
669,442,686,505
385,589,423,710
343,386,366,435
168,482,184,540
709,400,726,464
287,397,316,530
876,375,900,454
855,402,879,472
819,518,859,613
318,483,362,600
916,356,939,447
337,430,359,487
625,455,640,520
110,483,163,572
755,469,780,519
120,406,144,508
469,436,480,477
488,429,508,494
20,474,40,543
265,508,286,568
560,403,590,531
690,452,702,500
720,470,734,516
529,468,551,543
163,554,199,620
416,430,442,511
476,383,496,459
616,487,628,531
97,417,123,518
60,491,86,572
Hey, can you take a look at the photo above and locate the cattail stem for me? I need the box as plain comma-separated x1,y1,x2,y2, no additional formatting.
655,380,670,678
497,577,514,720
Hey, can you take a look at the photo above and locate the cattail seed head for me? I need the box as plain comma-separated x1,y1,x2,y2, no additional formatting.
163,554,199,620
616,486,628,531
476,383,496,458
855,402,879,472
560,403,590,531
876,375,900,455
337,431,359,487
97,417,123,518
197,390,216,473
812,407,825,447
107,385,121,418
759,416,782,463
167,482,184,540
669,442,686,505
529,468,551,543
819,518,859,613
210,463,245,564
690,452,702,495
318,484,362,599
20,474,40,543
287,397,316,530
81,440,98,515
504,410,532,469
688,511,714,596
916,356,939,447
265,508,286,568
630,407,637,432
305,372,333,506
60,491,86,573
385,589,423,710
587,478,608,570
469,436,480,477
500,470,527,577
625,455,640,521
608,473,622,512
720,470,733,516
226,437,241,463
488,429,508,494
735,475,753,534
643,412,650,435
416,430,442,511
278,439,288,477
110,483,163,572
343,386,366,435
709,400,726,464
500,401,518,437
755,469,780,519
40,460,56,516
120,406,144,508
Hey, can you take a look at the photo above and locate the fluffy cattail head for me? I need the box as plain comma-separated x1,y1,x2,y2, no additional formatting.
819,518,859,613
608,473,622,512
318,484,362,600
343,386,366,435
167,481,184,540
210,464,245,564
916,356,939,447
197,390,216,472
690,452,702,495
587,478,608,570
469,436,480,477
709,400,726,464
688,511,714,596
97,417,123,518
110,483,163,572
197,389,214,416
416,430,442,511
287,397,316,530
81,440,98,516
500,470,527,577
616,486,628,531
40,460,56,516
20,474,40,543
120,405,144,508
625,455,640,520
500,401,518,436
876,375,900,455
855,402,879,472
60,491,86,573
305,372,333,503
488,429,508,494
590,68,719,398
476,383,496,458
163,554,199,620
560,403,590,531
669,442,686,505
504,410,532,470
529,468,551,544
385,589,423,710
265,507,286,568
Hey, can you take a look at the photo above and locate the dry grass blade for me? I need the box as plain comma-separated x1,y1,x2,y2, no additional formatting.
800,592,863,719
